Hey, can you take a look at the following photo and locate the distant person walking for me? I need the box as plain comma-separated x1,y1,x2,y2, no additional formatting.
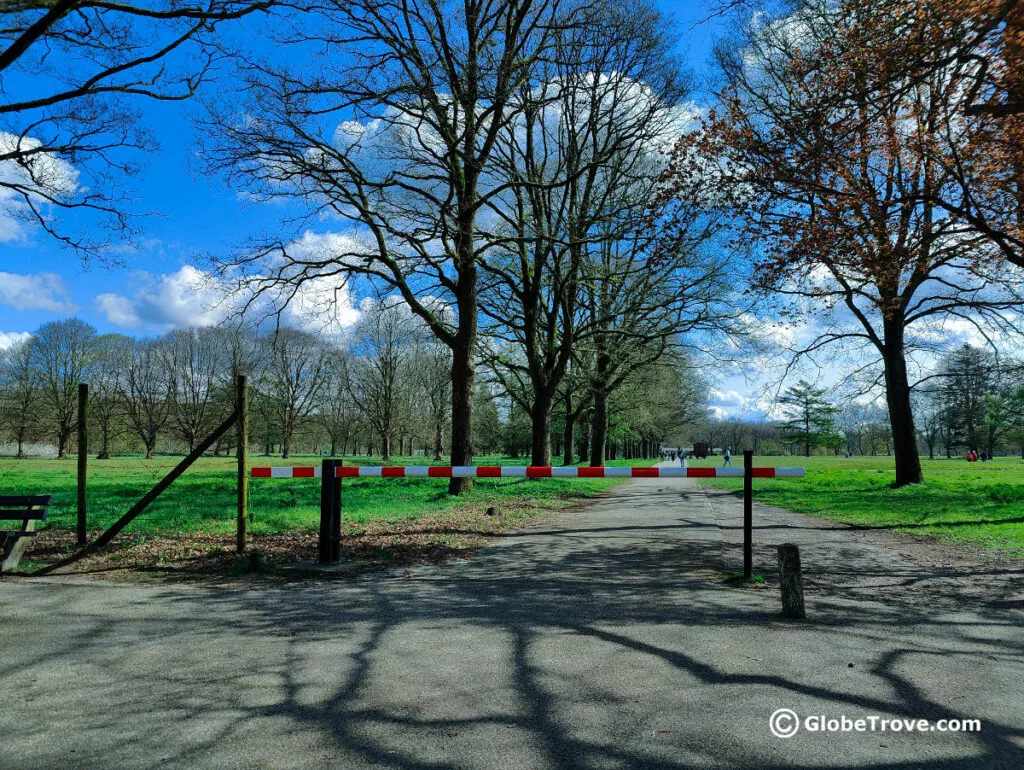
722,448,733,467
680,449,687,468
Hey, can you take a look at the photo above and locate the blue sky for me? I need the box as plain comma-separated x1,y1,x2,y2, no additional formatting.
3,1,772,415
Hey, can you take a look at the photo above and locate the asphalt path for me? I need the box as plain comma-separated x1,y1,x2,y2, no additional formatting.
1,465,1022,768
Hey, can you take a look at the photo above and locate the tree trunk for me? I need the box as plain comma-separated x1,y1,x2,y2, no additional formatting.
589,389,609,467
882,319,923,486
381,432,391,461
433,419,444,461
530,389,554,466
562,400,575,466
448,301,476,494
98,427,111,460
579,417,590,466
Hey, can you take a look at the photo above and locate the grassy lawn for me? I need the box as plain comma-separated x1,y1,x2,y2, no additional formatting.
0,454,634,537
0,453,649,577
693,455,1024,554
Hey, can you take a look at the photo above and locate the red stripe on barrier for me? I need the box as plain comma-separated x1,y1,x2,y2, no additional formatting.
477,466,501,477
526,466,552,478
251,467,272,478
292,466,316,478
427,466,452,477
631,467,660,478
687,467,717,477
381,466,405,478
577,467,605,478
752,467,776,478
336,466,359,478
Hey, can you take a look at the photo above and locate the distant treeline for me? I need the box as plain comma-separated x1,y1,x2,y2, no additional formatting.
0,312,709,463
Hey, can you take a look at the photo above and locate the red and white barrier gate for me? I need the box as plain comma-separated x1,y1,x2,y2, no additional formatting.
250,455,805,576
250,465,805,479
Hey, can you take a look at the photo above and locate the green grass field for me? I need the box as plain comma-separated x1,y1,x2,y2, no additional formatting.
693,455,1024,554
0,454,630,538
3,454,1021,557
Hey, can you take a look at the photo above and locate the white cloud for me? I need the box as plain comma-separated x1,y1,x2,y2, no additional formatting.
0,271,76,312
96,257,361,336
95,265,224,330
709,389,749,409
0,330,31,350
0,131,79,244
95,293,144,328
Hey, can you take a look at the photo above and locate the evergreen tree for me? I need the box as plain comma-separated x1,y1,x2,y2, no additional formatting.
778,380,839,457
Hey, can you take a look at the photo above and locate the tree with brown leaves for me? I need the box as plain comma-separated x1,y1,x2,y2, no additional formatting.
672,0,1024,485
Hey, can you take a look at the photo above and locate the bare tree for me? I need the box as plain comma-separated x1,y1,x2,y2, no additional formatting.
411,336,452,461
0,0,271,257
350,301,417,461
201,0,584,493
163,327,220,452
671,0,1024,484
120,337,172,458
480,0,692,465
91,333,132,458
320,346,358,456
263,329,327,459
29,318,97,456
0,337,40,458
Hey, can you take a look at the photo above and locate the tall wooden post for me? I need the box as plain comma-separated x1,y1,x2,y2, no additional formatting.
77,383,88,545
236,374,248,554
743,449,753,579
319,458,341,564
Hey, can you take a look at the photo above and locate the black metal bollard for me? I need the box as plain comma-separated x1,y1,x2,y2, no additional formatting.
743,450,753,578
319,459,342,564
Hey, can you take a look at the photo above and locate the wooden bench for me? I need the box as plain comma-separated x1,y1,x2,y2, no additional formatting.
0,495,51,575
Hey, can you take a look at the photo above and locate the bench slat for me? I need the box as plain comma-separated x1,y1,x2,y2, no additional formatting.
0,495,52,507
0,509,48,520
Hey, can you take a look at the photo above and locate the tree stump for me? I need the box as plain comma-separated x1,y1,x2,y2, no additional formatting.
777,543,806,619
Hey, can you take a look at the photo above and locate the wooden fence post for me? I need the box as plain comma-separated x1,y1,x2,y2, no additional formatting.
743,449,753,579
777,543,806,618
77,383,88,546
236,374,248,554
36,408,239,575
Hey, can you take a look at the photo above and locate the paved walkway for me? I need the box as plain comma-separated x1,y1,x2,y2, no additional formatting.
1,469,1022,768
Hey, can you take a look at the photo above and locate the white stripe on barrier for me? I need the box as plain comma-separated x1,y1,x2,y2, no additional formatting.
775,467,804,477
359,466,382,477
501,466,527,477
550,466,578,477
403,466,430,477
658,467,688,477
716,468,744,478
604,467,631,477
